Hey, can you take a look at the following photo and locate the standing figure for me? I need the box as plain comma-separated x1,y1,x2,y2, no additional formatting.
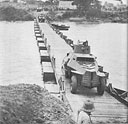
77,100,95,124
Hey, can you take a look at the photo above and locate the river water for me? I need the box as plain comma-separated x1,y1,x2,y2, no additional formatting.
0,21,127,90
0,21,43,87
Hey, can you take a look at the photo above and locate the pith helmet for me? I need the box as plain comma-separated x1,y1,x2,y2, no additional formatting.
82,100,95,112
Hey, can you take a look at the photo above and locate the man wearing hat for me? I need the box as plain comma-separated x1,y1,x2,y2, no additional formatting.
77,100,95,124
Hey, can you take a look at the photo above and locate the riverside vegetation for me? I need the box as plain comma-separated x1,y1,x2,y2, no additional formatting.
43,0,127,23
46,9,128,23
0,5,34,21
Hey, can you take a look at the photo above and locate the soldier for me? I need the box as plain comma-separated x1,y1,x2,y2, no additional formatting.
77,100,95,124
83,40,88,46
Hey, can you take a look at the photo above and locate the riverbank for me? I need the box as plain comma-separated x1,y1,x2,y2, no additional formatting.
0,3,35,21
45,10,128,23
0,84,74,124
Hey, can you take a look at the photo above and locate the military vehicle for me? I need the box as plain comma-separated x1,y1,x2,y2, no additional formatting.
38,15,45,23
61,41,109,95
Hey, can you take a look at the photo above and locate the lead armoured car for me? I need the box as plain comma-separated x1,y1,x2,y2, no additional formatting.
38,15,45,23
61,41,109,95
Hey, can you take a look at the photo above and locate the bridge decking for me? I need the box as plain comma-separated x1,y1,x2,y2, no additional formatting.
38,22,127,123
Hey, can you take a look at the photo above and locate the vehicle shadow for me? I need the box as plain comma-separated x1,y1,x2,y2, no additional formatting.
77,86,100,97
65,78,102,97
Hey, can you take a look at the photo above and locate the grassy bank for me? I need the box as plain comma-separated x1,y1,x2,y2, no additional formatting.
0,3,35,21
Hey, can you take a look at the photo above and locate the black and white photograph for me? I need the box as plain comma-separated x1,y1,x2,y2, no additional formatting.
0,0,127,124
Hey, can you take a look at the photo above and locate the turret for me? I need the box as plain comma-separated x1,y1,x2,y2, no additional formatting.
74,41,90,54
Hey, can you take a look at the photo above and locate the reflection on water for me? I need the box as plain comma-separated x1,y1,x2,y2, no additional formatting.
0,21,127,90
0,21,43,87
61,22,127,90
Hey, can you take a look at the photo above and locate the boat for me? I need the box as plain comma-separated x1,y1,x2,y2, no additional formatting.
51,24,70,30
107,83,128,107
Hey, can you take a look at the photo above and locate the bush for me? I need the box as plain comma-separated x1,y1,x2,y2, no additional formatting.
0,6,34,21
86,8,102,19
61,12,72,19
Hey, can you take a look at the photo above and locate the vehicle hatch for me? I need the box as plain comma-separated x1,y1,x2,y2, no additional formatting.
76,57,95,65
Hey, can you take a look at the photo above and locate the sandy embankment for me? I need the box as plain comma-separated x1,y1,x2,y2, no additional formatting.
0,83,75,124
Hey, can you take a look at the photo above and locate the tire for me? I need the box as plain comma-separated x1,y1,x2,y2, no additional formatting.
65,70,69,78
71,75,77,94
65,70,71,79
97,78,106,95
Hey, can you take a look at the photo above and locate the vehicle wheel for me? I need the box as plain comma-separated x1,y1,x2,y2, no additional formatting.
97,78,106,95
71,75,77,94
65,70,71,79
65,70,69,78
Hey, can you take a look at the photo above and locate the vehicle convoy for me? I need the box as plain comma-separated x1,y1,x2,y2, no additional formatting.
61,41,109,95
38,15,45,23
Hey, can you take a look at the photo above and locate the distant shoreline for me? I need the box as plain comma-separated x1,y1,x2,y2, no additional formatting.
51,14,128,24
0,3,35,21
0,2,127,23
45,9,128,24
